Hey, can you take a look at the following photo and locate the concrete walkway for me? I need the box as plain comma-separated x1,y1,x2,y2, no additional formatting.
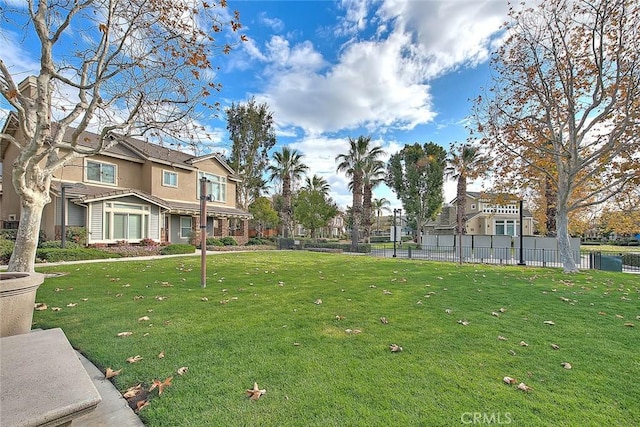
73,352,145,427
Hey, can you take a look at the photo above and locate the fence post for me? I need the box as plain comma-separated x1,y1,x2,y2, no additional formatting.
408,247,412,258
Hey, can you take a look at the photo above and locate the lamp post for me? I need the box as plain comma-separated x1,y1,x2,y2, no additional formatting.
393,208,402,258
199,177,211,288
518,199,526,266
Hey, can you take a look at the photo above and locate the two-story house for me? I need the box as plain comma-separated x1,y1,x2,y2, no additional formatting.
1,114,251,246
424,192,534,236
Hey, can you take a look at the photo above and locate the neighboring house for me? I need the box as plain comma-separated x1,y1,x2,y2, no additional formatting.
0,114,251,246
424,192,534,236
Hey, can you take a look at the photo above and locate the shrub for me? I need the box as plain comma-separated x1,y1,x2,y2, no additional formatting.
0,229,17,241
65,227,87,246
36,248,122,262
160,244,196,255
220,236,237,246
246,238,267,246
303,242,371,253
206,238,224,246
39,240,82,249
622,253,640,267
139,238,158,246
104,245,162,257
0,239,15,264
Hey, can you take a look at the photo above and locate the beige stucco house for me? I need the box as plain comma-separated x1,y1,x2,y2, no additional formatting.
424,192,534,236
1,114,251,245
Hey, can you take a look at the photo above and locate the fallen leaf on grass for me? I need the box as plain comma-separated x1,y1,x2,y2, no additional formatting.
517,382,533,392
551,344,560,350
155,296,167,301
176,367,188,375
105,368,122,379
117,331,133,337
497,335,508,341
389,344,403,352
615,314,624,319
561,362,572,369
246,382,266,400
135,400,148,412
624,322,634,327
138,316,150,322
126,355,143,363
51,307,61,311
383,290,392,295
158,351,165,359
66,303,77,308
491,311,500,317
314,299,322,305
503,376,517,384
335,315,345,320
380,317,389,324
519,341,529,347
509,350,517,356
543,320,555,325
81,298,89,302
499,308,507,313
598,312,607,315
293,342,301,346
149,377,172,395
457,320,470,326
123,384,143,399
201,297,208,301
34,303,48,311
133,295,144,300
115,293,123,298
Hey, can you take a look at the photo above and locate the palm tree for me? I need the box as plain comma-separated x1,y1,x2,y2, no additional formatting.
336,136,384,251
361,158,386,243
372,197,391,235
304,175,330,197
445,144,487,262
267,147,308,238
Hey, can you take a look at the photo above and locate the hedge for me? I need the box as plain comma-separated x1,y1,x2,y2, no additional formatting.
159,244,196,255
622,253,640,267
303,242,371,253
36,248,122,262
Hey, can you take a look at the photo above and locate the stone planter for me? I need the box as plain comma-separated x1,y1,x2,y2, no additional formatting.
0,272,45,337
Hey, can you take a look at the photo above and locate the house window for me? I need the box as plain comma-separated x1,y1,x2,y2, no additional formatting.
162,170,178,187
197,172,226,202
86,160,116,184
104,202,150,241
180,216,192,238
495,220,519,236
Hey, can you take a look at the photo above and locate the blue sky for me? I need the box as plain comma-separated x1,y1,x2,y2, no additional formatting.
0,0,511,210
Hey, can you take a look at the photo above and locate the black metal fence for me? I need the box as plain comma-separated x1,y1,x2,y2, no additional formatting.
370,246,640,273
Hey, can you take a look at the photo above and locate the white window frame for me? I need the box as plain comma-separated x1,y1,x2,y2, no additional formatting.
162,170,178,187
180,216,192,238
103,201,150,242
85,159,117,185
495,219,519,236
197,172,226,202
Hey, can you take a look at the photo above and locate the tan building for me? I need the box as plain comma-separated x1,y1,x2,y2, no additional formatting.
1,114,251,245
424,192,534,236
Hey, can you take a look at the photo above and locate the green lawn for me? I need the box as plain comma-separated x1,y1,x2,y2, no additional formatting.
32,252,639,426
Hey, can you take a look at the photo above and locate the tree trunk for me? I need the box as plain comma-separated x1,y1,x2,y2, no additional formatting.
456,176,467,264
545,175,557,237
362,183,372,244
351,174,362,252
282,176,291,239
556,207,578,273
8,198,48,272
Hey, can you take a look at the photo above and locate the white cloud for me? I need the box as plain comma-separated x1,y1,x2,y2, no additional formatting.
258,12,284,32
242,0,506,137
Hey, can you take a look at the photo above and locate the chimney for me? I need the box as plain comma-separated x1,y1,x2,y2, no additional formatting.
17,76,38,100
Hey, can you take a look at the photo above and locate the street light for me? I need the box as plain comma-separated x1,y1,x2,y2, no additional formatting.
199,177,212,288
518,199,526,266
393,208,402,258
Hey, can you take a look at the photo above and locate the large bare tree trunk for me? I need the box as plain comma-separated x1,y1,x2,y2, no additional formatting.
9,197,48,272
556,207,577,273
